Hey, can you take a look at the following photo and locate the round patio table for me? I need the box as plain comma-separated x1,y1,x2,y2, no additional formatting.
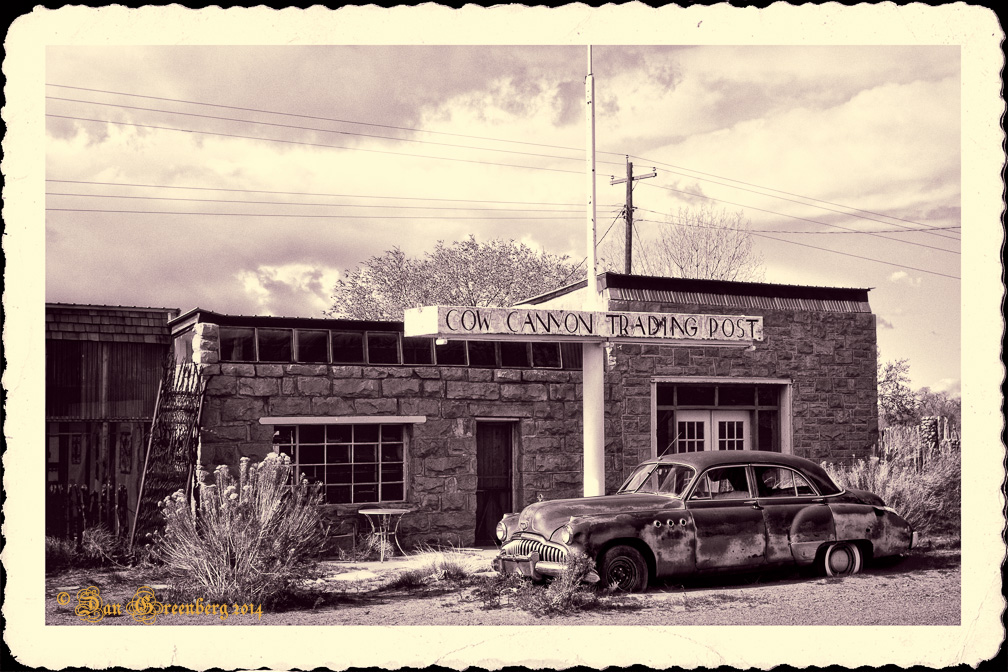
358,508,410,562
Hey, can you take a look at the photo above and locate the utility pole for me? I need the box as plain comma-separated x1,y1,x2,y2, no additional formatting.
610,159,656,274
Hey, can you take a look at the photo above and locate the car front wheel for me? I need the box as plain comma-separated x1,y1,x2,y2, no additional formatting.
822,541,862,576
599,545,649,592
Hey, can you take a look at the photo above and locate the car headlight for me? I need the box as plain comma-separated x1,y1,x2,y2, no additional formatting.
560,524,573,544
495,521,507,541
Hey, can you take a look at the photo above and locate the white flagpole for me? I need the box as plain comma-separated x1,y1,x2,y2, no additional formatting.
583,45,605,497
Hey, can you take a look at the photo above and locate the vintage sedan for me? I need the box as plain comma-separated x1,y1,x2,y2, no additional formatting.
493,451,914,591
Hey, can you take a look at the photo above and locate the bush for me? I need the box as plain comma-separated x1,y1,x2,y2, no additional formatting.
473,551,602,616
46,527,126,574
824,448,960,535
154,453,327,606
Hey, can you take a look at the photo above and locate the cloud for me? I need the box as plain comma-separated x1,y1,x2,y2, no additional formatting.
236,264,342,317
931,378,961,396
889,271,923,287
877,315,895,329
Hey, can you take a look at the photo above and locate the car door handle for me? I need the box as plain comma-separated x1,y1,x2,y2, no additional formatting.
744,500,763,510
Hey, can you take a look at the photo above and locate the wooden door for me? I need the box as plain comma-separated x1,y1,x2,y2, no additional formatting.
475,422,513,545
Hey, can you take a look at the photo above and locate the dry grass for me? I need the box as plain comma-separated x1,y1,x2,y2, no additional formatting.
824,440,960,535
384,546,488,590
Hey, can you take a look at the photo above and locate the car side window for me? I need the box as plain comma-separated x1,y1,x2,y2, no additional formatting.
793,471,816,496
700,466,751,500
691,474,712,499
755,466,818,497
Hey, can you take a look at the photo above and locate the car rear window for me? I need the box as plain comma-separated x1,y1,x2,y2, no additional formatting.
799,463,843,495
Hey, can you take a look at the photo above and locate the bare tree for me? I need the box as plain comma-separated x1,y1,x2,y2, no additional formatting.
595,205,764,281
644,206,765,281
327,236,577,320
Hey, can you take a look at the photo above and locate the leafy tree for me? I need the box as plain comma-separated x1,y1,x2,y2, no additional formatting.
877,349,918,427
599,205,764,281
328,236,578,320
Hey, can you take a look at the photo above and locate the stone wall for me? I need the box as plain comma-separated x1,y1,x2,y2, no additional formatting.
603,299,878,491
192,323,584,547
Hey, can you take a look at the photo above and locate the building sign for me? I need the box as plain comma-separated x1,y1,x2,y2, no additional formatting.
404,306,763,343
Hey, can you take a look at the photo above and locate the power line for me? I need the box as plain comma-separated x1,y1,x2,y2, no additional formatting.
45,208,588,220
47,95,626,168
44,191,624,214
559,207,628,286
46,82,630,159
629,153,960,239
634,216,959,278
634,215,961,235
46,84,959,246
46,178,606,207
750,232,959,280
640,181,959,255
47,113,588,176
641,219,955,280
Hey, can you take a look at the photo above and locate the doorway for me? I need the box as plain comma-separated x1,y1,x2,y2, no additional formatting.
474,421,513,545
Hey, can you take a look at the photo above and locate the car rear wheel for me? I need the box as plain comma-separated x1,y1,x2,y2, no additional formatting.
822,541,862,576
600,545,649,592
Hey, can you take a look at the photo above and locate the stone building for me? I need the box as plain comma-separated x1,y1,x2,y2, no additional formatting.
169,273,878,548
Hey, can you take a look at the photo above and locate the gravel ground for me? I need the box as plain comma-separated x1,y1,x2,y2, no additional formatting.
45,541,959,626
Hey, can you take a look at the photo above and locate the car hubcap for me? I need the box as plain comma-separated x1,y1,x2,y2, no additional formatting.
829,547,853,574
609,558,637,589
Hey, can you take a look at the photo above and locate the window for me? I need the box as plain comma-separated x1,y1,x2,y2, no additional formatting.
367,333,400,364
402,337,434,365
531,342,561,368
275,424,406,504
332,331,365,363
754,466,817,498
220,327,256,361
718,420,746,450
435,339,467,366
691,466,751,500
257,328,293,362
467,341,498,367
560,343,582,370
635,464,696,497
500,341,531,368
676,419,706,453
656,382,783,453
297,330,330,363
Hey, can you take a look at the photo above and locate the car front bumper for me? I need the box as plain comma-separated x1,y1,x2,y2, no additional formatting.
492,551,568,580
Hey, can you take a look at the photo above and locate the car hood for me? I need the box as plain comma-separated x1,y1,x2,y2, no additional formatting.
517,493,683,540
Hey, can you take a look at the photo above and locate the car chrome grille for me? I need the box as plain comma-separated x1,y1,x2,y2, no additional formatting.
502,537,568,564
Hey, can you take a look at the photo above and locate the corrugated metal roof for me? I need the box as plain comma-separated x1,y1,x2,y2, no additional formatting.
609,287,871,313
522,273,872,313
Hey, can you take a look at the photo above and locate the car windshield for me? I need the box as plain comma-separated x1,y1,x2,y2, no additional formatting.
617,463,696,497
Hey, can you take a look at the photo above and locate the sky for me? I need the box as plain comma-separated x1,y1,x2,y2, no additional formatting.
44,45,962,394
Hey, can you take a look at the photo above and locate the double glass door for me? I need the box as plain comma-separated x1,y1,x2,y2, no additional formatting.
672,410,750,453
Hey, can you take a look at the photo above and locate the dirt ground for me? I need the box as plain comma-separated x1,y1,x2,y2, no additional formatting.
45,538,960,627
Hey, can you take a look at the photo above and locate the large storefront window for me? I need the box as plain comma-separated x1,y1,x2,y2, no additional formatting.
273,424,406,505
656,383,782,455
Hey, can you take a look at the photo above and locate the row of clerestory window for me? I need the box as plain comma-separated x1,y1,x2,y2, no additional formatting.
215,326,583,370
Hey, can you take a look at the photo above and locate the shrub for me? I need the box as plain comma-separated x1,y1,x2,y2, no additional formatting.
154,453,327,606
824,448,960,535
473,551,602,616
46,527,126,574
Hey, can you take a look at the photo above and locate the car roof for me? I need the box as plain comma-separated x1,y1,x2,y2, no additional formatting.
654,450,815,470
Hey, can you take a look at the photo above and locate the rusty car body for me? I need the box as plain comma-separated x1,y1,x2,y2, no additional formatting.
492,451,914,591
